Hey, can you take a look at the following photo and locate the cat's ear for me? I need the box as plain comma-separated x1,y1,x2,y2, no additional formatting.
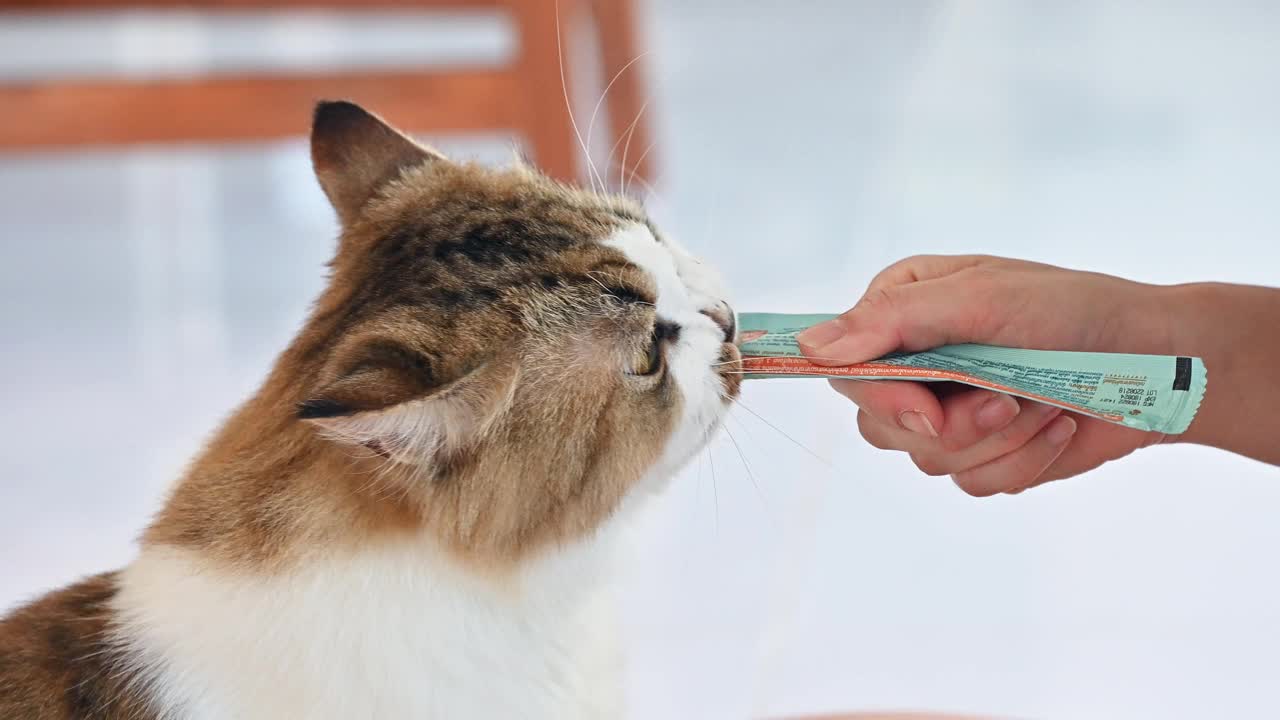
310,100,446,225
298,337,512,458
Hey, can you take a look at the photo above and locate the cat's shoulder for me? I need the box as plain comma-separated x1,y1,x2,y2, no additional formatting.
0,572,155,720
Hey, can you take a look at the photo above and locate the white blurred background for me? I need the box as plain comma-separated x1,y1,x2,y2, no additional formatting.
2,2,1278,718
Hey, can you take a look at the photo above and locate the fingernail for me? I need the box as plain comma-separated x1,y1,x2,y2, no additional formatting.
796,319,846,350
975,393,1020,431
1046,416,1077,445
898,410,938,438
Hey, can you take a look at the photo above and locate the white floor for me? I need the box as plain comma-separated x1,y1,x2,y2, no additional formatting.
2,3,1279,718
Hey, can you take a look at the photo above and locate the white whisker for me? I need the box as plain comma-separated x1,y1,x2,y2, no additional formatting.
626,171,664,207
623,139,658,197
586,51,651,190
721,373,885,389
618,101,643,195
723,421,770,519
733,398,833,468
609,98,650,192
704,426,720,534
555,0,604,192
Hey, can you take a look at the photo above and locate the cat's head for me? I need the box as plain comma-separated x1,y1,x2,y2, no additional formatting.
294,101,740,560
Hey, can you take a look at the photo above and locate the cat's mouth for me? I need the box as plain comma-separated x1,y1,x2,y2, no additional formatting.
696,301,741,400
715,340,743,401
698,302,737,344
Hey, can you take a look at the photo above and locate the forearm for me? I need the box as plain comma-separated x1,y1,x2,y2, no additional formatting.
1161,282,1280,464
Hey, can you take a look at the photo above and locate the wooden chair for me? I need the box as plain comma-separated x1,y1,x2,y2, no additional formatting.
0,0,653,186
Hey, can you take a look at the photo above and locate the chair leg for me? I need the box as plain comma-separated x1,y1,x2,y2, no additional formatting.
590,0,654,189
507,0,584,184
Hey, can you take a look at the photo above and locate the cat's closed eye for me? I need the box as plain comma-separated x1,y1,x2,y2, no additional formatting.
630,330,663,376
629,321,680,377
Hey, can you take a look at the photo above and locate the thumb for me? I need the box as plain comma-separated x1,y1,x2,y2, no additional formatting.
797,277,992,365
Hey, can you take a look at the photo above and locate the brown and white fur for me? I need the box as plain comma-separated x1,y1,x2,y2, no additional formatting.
0,101,741,719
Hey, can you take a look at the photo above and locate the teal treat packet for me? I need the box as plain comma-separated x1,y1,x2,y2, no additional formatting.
737,313,1206,435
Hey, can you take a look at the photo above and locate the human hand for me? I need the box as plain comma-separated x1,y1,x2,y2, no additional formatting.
798,255,1176,495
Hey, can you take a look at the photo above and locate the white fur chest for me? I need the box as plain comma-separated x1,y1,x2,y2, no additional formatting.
112,535,623,720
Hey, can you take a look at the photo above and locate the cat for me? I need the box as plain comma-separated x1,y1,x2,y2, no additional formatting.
0,101,740,719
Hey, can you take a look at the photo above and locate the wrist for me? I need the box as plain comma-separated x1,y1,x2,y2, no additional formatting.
1156,282,1278,462
1153,283,1222,447
1159,282,1228,354
1108,279,1189,357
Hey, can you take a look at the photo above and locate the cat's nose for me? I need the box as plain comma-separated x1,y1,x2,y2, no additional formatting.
699,302,736,343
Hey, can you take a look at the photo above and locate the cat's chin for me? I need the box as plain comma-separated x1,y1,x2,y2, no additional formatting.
636,413,734,500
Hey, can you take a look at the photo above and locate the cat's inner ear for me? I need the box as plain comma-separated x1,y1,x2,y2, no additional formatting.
310,100,445,225
298,339,442,420
298,337,512,458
